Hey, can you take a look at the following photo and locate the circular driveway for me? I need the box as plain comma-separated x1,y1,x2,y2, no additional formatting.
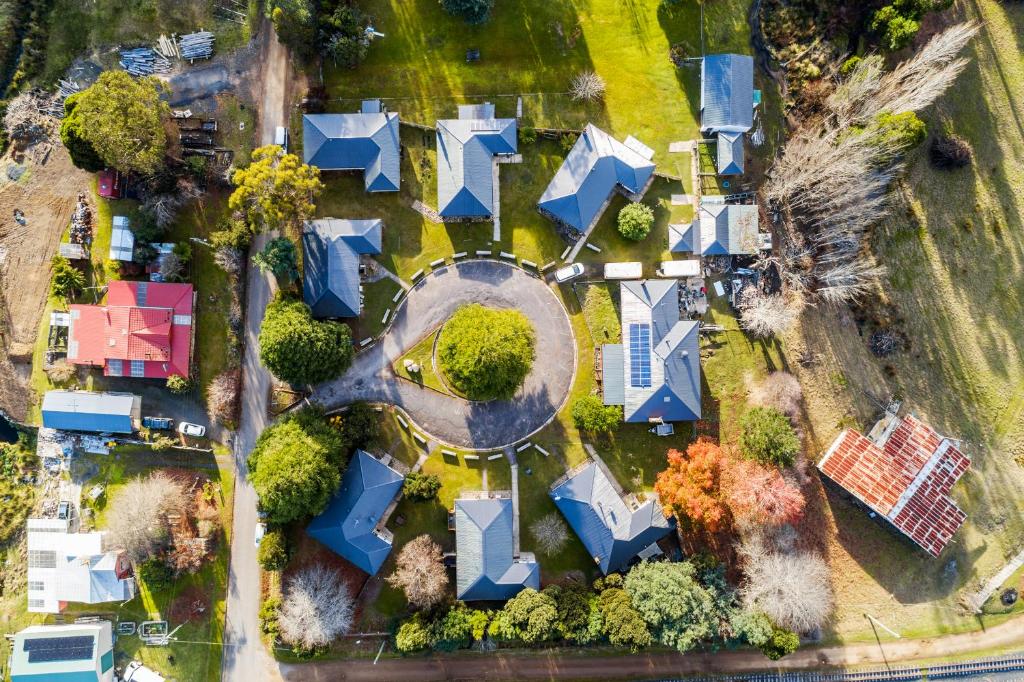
313,260,576,449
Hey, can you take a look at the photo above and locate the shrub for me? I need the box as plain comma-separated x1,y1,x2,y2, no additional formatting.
259,597,281,637
872,6,920,51
50,256,85,300
139,558,174,590
258,297,353,386
166,374,191,394
150,436,176,452
518,126,537,144
571,395,620,434
738,407,801,467
396,614,431,653
839,55,862,76
257,529,289,570
252,236,299,284
929,134,972,169
437,304,535,400
45,360,76,384
491,588,557,644
617,203,655,241
339,401,379,447
439,0,495,24
865,111,926,156
403,472,442,502
560,132,579,154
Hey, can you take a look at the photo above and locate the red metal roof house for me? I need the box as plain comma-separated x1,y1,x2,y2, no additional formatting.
67,281,194,379
817,413,970,557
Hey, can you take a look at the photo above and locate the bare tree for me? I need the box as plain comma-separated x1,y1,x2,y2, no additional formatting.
206,369,240,424
105,473,186,563
45,360,76,384
386,534,449,609
737,289,801,338
279,564,355,650
570,71,607,102
738,533,834,633
214,246,243,274
159,252,184,282
749,371,803,420
529,512,569,555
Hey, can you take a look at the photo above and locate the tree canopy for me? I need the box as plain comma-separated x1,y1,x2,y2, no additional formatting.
50,255,85,300
617,202,655,241
247,417,343,523
598,586,651,651
572,395,620,434
738,407,801,467
402,472,441,502
59,93,105,172
440,0,495,24
491,588,557,644
229,145,324,232
623,561,727,653
654,438,729,532
71,71,170,175
437,304,535,400
259,297,353,386
253,236,300,284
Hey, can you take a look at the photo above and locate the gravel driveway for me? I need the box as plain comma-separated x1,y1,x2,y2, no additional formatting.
313,260,576,450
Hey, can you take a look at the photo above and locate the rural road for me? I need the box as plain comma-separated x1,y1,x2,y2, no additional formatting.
220,18,288,682
280,614,1024,681
313,260,576,449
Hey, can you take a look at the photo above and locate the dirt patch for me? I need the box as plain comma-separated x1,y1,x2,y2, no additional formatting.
0,143,92,418
168,584,209,623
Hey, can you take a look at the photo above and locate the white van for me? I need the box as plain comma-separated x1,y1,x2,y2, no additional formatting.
274,126,289,152
603,262,643,280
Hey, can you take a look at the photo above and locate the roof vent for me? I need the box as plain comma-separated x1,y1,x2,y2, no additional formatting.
680,350,688,358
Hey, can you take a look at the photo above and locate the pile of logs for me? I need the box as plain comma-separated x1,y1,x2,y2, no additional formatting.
180,31,215,61
120,47,172,76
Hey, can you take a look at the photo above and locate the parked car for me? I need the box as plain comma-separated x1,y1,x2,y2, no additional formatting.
177,422,206,438
254,522,267,548
57,500,71,521
274,126,289,152
554,262,585,283
142,416,174,430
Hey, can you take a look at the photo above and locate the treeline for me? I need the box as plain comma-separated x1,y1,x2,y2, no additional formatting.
266,0,370,67
0,0,55,153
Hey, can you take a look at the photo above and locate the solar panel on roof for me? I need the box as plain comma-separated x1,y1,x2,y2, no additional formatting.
629,323,651,388
23,635,94,663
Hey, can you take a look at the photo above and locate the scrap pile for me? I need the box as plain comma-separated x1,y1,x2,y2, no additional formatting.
155,34,181,60
69,193,93,245
120,47,172,76
48,79,82,117
179,31,215,61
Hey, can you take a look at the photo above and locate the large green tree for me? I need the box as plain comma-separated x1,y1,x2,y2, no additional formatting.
72,71,170,175
572,395,620,434
229,145,324,232
623,561,727,653
258,298,353,385
617,202,655,241
738,407,801,467
437,304,535,400
491,588,557,644
59,93,104,172
267,0,317,58
598,586,651,651
252,236,299,284
247,418,342,523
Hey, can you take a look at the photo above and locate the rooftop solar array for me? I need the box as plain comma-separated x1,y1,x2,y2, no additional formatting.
23,635,94,663
629,324,651,388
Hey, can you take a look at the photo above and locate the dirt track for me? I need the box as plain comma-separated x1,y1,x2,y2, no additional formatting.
0,144,91,418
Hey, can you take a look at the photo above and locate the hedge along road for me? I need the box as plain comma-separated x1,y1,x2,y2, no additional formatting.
313,259,577,450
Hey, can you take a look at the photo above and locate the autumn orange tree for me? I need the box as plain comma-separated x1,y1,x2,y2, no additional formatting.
723,458,806,529
655,438,729,532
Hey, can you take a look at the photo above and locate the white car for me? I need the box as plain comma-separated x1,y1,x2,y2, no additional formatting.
177,422,206,438
254,522,267,548
554,262,585,283
274,126,289,152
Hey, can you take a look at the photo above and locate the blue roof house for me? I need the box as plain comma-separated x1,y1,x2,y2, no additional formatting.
303,218,383,319
436,103,517,218
302,102,401,192
454,493,540,601
700,54,754,176
10,622,115,682
669,202,759,256
602,281,701,423
307,450,406,575
550,460,675,574
41,390,140,434
538,124,655,234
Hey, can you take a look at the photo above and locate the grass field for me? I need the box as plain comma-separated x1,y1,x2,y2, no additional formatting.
393,328,449,394
784,0,1024,641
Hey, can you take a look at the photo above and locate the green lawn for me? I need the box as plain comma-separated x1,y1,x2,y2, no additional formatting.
393,328,450,394
355,278,403,340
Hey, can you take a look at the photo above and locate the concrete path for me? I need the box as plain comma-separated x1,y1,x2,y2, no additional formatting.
313,260,576,449
968,547,1024,612
221,18,289,682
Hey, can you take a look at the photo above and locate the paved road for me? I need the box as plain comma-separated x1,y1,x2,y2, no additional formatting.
313,260,576,449
220,18,288,682
280,614,1024,681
